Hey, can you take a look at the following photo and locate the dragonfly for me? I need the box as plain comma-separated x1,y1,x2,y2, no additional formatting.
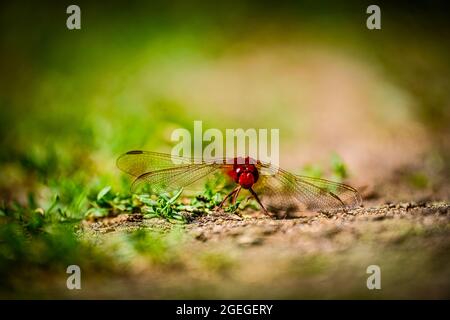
117,150,362,216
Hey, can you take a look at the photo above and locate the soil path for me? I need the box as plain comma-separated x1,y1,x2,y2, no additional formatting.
81,199,449,299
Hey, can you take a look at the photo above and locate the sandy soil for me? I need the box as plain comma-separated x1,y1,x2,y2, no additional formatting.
60,190,448,299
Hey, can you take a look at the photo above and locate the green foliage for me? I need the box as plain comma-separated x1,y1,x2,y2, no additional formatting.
300,164,324,179
124,227,185,266
330,153,348,182
187,174,231,213
199,251,234,274
407,172,429,189
87,185,188,222
140,189,186,223
86,180,228,223
0,201,109,286
300,153,349,182
86,186,138,218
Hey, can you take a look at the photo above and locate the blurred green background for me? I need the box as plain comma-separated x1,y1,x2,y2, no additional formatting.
0,0,449,298
1,0,449,209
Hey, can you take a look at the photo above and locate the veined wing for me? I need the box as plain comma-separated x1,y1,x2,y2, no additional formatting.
253,164,361,212
292,174,362,209
117,150,195,177
117,150,229,193
131,163,223,193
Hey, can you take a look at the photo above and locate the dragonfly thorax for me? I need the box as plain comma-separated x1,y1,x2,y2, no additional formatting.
228,157,259,189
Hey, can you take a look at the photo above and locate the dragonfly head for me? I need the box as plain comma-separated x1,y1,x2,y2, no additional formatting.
228,157,259,189
238,171,257,189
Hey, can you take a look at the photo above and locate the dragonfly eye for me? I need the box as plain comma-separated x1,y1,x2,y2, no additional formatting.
238,172,255,189
227,168,239,183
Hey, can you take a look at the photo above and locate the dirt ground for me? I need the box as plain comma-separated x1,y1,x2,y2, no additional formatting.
49,173,448,300
5,166,447,300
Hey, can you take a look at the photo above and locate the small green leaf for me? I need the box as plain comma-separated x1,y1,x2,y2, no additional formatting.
330,153,348,181
138,194,157,206
168,188,183,204
97,186,112,201
85,207,109,218
141,206,155,214
143,213,158,219
46,194,60,215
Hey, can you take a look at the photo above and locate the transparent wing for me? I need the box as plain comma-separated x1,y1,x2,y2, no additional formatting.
131,164,222,193
117,150,228,194
116,150,194,177
292,174,362,209
253,164,361,213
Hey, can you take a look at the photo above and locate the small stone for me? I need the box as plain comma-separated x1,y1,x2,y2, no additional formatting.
229,227,244,237
195,232,207,242
261,225,278,235
212,226,223,234
399,203,412,210
236,234,262,246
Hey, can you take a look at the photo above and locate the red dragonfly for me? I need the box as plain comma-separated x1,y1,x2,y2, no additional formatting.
117,150,362,216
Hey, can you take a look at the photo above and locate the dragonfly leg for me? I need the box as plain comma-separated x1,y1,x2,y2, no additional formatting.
249,188,270,216
231,186,242,204
218,186,240,209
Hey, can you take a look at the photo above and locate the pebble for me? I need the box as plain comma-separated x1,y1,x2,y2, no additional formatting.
228,227,244,237
236,234,263,246
399,203,413,210
195,232,207,242
211,226,223,234
261,225,278,235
